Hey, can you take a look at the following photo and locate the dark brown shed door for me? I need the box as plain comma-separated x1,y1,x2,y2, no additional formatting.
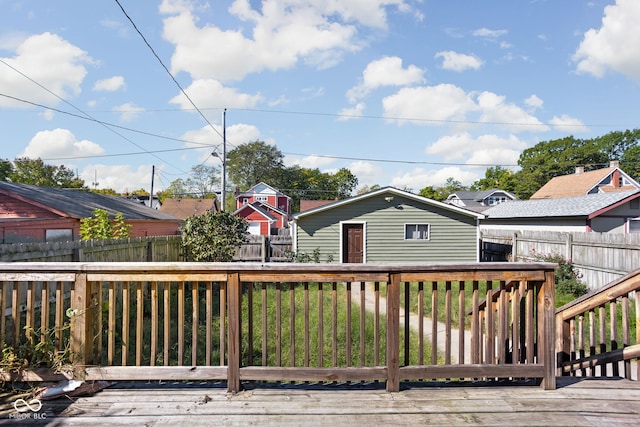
342,223,364,263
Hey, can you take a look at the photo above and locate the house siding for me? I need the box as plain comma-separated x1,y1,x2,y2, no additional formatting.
295,194,478,263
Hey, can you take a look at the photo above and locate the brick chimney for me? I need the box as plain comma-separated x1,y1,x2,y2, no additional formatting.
609,160,620,168
575,166,584,175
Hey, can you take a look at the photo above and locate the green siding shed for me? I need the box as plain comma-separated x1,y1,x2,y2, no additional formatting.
292,187,484,263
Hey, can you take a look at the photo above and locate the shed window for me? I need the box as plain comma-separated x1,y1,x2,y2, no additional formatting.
628,218,640,234
405,224,430,240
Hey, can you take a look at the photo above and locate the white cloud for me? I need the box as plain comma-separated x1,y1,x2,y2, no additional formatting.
286,154,335,169
435,51,483,72
573,0,640,81
180,123,263,156
549,115,589,133
169,79,263,111
390,166,479,191
476,91,549,133
382,84,477,124
0,32,91,108
93,76,125,92
113,102,145,122
346,56,425,101
161,1,415,83
338,102,365,120
19,128,104,159
348,160,383,186
524,94,544,110
473,28,508,38
425,133,527,165
81,163,156,194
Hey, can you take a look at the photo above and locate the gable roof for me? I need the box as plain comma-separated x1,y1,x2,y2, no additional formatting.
159,198,217,219
293,187,485,220
237,182,291,199
0,181,179,221
299,199,336,212
447,189,517,209
233,201,279,221
482,190,640,219
530,163,640,199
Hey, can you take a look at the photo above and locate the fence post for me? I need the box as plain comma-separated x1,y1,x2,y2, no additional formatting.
70,272,96,373
261,236,268,263
227,272,242,392
386,272,401,392
539,269,556,390
565,233,573,263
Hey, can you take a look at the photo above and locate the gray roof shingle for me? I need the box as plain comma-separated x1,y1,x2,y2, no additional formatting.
483,190,640,218
0,181,179,221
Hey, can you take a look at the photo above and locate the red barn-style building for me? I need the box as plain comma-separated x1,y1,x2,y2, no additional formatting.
234,183,291,235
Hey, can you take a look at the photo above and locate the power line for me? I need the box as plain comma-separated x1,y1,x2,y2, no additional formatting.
0,59,189,174
0,92,216,149
114,0,224,146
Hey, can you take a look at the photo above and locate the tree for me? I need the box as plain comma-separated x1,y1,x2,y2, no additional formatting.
226,141,284,191
470,166,516,192
357,184,380,195
419,178,466,202
185,164,220,198
10,157,85,188
332,168,358,199
513,129,640,199
92,188,119,196
180,211,248,262
0,159,13,181
79,209,131,240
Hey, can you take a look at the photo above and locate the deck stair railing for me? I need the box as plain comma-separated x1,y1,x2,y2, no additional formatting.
556,268,640,380
0,262,556,392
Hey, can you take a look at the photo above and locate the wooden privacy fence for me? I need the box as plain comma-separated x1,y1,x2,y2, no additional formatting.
234,234,292,262
0,236,183,262
556,268,640,380
0,262,556,392
480,230,640,290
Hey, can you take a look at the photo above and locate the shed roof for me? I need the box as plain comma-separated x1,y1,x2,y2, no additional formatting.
0,181,180,221
482,190,640,219
159,198,217,219
293,187,485,220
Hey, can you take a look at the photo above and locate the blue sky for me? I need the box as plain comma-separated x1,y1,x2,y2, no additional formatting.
1,0,639,195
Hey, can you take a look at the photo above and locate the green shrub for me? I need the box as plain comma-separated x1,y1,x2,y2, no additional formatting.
529,249,588,298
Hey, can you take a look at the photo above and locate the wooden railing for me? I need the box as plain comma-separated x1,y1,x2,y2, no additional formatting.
0,262,556,391
556,268,640,380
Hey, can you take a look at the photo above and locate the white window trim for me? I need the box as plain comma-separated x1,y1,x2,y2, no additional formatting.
627,217,640,234
404,223,430,241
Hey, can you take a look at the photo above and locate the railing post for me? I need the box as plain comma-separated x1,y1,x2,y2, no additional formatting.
386,272,400,392
539,270,556,390
70,272,96,373
227,272,242,393
556,315,571,377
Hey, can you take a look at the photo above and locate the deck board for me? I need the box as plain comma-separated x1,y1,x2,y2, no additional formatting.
1,377,639,426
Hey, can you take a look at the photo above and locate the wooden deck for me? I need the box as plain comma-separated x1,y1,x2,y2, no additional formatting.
2,377,639,426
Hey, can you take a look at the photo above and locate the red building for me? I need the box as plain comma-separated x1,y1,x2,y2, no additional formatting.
234,183,291,235
0,181,180,243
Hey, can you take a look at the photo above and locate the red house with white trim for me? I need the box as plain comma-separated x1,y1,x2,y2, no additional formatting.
234,183,291,235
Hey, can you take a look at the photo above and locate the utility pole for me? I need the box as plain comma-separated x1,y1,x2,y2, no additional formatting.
150,165,155,209
221,108,227,211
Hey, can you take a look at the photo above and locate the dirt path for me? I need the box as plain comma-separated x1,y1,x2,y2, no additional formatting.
352,283,471,364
